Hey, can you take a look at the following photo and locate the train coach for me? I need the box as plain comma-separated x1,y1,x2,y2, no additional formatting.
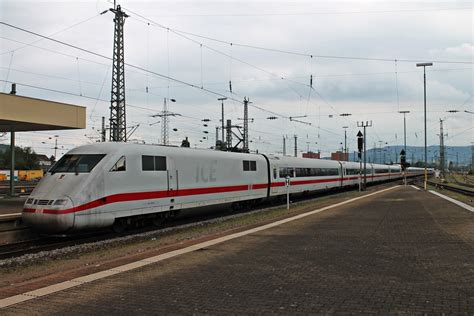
23,142,416,234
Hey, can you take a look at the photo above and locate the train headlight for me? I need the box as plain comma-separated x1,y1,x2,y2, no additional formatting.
25,198,34,205
53,199,69,206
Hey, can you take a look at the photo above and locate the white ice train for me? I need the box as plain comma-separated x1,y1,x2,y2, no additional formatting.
22,143,426,234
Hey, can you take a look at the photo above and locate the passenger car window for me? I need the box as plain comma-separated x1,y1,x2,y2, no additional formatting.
154,156,167,171
142,155,167,171
250,161,257,171
142,155,154,171
110,156,126,172
243,160,256,172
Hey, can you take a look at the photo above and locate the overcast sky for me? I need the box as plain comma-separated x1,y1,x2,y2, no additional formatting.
0,0,472,159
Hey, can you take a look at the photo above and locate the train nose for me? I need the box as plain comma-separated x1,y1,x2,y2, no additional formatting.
22,197,75,234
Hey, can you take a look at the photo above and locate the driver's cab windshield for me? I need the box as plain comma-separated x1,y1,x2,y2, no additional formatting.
50,154,106,174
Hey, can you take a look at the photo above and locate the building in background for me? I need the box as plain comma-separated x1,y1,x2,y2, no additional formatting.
302,152,320,159
331,151,349,161
35,154,53,172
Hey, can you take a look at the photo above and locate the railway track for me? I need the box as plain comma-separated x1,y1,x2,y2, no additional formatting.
0,185,35,196
0,204,274,261
427,180,474,196
0,232,111,260
463,175,474,185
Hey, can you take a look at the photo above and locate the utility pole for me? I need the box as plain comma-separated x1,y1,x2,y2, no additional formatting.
378,140,383,164
471,142,474,173
109,3,128,142
373,142,376,163
101,116,106,142
53,136,58,158
283,135,286,156
416,62,433,190
9,83,16,197
218,97,227,144
226,119,232,150
294,135,298,157
439,119,445,178
343,126,348,161
399,111,410,153
456,152,458,170
357,121,372,189
243,97,250,152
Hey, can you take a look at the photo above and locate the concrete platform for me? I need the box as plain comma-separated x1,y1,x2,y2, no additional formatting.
2,186,474,314
0,197,25,216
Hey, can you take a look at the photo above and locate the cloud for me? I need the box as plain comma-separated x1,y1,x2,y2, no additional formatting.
430,43,474,59
1,0,472,157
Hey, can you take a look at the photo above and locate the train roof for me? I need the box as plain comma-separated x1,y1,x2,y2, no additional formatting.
65,142,265,159
64,143,403,169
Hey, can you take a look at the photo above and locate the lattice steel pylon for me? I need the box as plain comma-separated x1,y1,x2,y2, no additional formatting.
109,4,128,142
151,98,180,145
161,99,169,145
243,97,250,152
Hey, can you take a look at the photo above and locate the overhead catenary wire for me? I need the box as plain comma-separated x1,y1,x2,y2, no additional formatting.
2,50,14,92
117,7,474,65
2,12,470,152
130,6,473,17
0,22,316,126
1,36,470,90
0,12,103,56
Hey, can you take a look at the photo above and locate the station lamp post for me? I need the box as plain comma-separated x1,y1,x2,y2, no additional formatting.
416,62,433,190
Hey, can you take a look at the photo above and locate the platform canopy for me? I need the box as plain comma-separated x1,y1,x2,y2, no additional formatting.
0,93,86,132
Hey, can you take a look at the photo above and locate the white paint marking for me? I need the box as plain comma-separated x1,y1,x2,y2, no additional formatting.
410,185,420,191
0,185,398,309
0,213,21,218
429,190,474,212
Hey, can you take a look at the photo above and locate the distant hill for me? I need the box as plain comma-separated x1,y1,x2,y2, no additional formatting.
348,145,472,166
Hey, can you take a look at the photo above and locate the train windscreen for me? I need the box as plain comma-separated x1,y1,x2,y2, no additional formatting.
50,154,106,174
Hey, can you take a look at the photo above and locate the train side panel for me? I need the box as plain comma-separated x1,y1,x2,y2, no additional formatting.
268,156,343,196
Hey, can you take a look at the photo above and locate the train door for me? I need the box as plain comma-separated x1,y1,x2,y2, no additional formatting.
271,167,279,194
337,161,344,187
166,157,178,196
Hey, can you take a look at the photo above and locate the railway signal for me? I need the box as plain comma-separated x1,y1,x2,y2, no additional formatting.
400,149,407,170
400,149,407,185
357,130,363,192
357,121,372,190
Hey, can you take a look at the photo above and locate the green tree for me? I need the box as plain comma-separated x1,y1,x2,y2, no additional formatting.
0,146,40,170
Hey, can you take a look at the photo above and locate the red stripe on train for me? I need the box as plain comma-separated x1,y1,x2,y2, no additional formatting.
23,174,399,215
